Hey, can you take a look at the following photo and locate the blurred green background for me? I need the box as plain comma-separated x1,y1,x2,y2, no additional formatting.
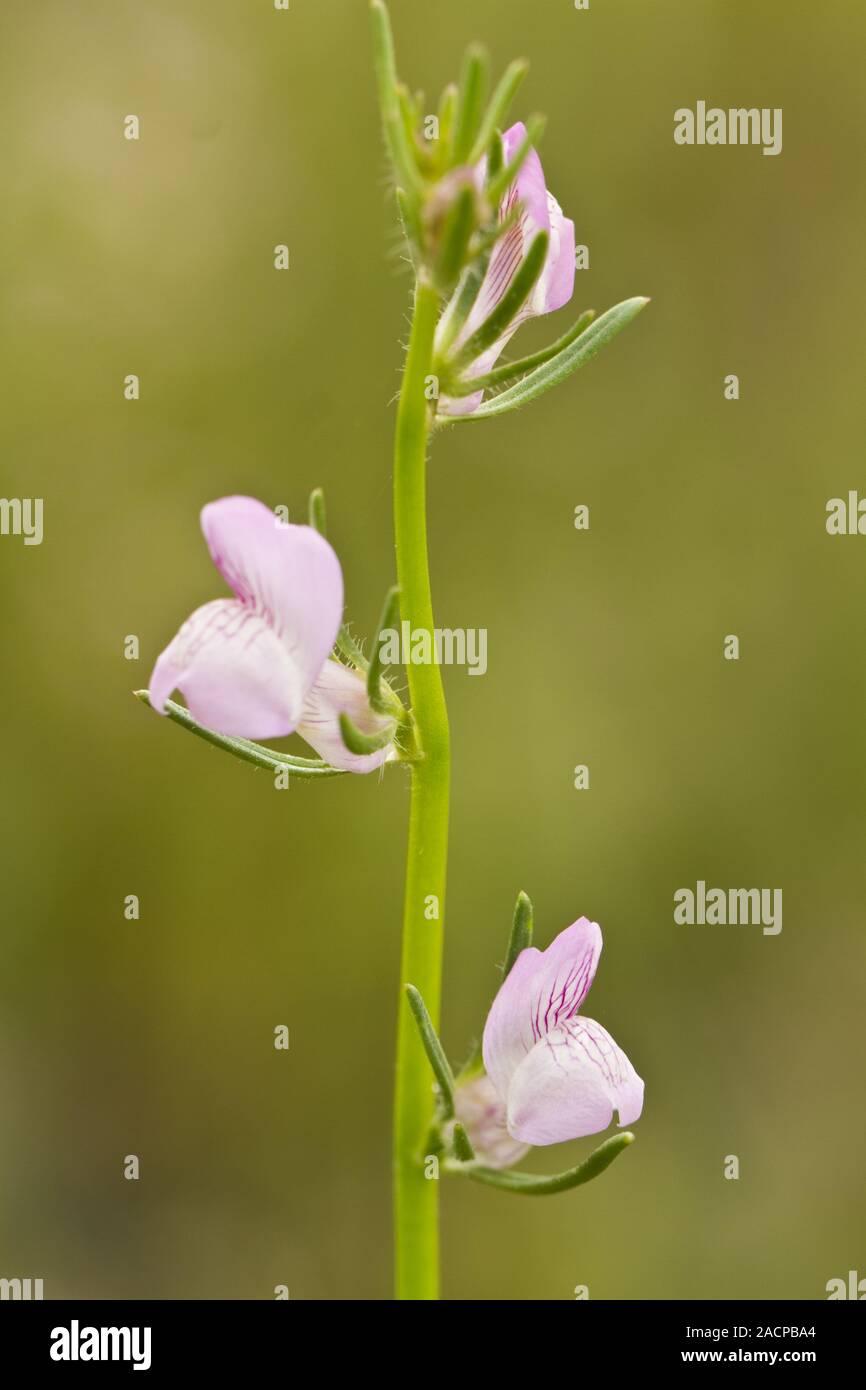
2,0,865,1300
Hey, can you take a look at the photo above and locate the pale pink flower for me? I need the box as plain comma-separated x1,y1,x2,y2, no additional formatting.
453,1072,530,1170
482,917,643,1147
149,495,395,773
437,121,576,416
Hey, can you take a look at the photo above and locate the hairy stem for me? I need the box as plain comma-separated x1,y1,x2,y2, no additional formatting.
392,275,450,1300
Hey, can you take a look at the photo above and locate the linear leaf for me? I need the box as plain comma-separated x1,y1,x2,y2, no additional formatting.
135,691,346,777
468,59,529,166
457,297,649,421
452,1132,635,1194
445,310,595,397
452,44,489,164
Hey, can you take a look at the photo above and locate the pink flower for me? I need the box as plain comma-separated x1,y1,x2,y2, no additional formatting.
149,496,395,773
437,121,576,416
482,917,643,1147
452,1072,530,1171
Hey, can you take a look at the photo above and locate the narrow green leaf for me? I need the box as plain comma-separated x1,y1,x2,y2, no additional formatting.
487,129,504,182
308,486,327,536
452,1132,635,1194
452,44,489,164
452,1122,476,1162
367,586,401,714
435,194,532,357
405,984,456,1120
468,199,521,262
503,890,533,977
370,0,422,195
395,186,423,265
135,691,346,777
486,113,545,207
457,296,649,421
434,254,489,358
397,82,418,145
339,711,395,756
468,59,529,165
446,309,596,397
451,230,548,371
433,183,477,292
436,82,458,163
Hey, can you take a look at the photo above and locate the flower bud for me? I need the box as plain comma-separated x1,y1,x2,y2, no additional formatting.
422,168,489,291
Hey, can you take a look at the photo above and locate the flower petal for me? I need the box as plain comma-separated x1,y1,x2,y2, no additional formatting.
531,191,575,315
296,659,397,774
482,916,602,1101
452,1072,530,1170
201,496,343,701
506,1016,644,1145
501,122,551,230
452,126,551,351
440,385,486,418
149,599,306,738
437,124,576,417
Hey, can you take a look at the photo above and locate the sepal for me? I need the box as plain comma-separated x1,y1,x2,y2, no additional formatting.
451,1122,476,1162
367,586,402,715
307,485,369,671
503,889,533,977
338,711,396,757
307,486,327,536
405,984,456,1120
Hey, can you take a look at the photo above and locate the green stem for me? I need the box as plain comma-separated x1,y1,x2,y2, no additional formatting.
392,275,450,1300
